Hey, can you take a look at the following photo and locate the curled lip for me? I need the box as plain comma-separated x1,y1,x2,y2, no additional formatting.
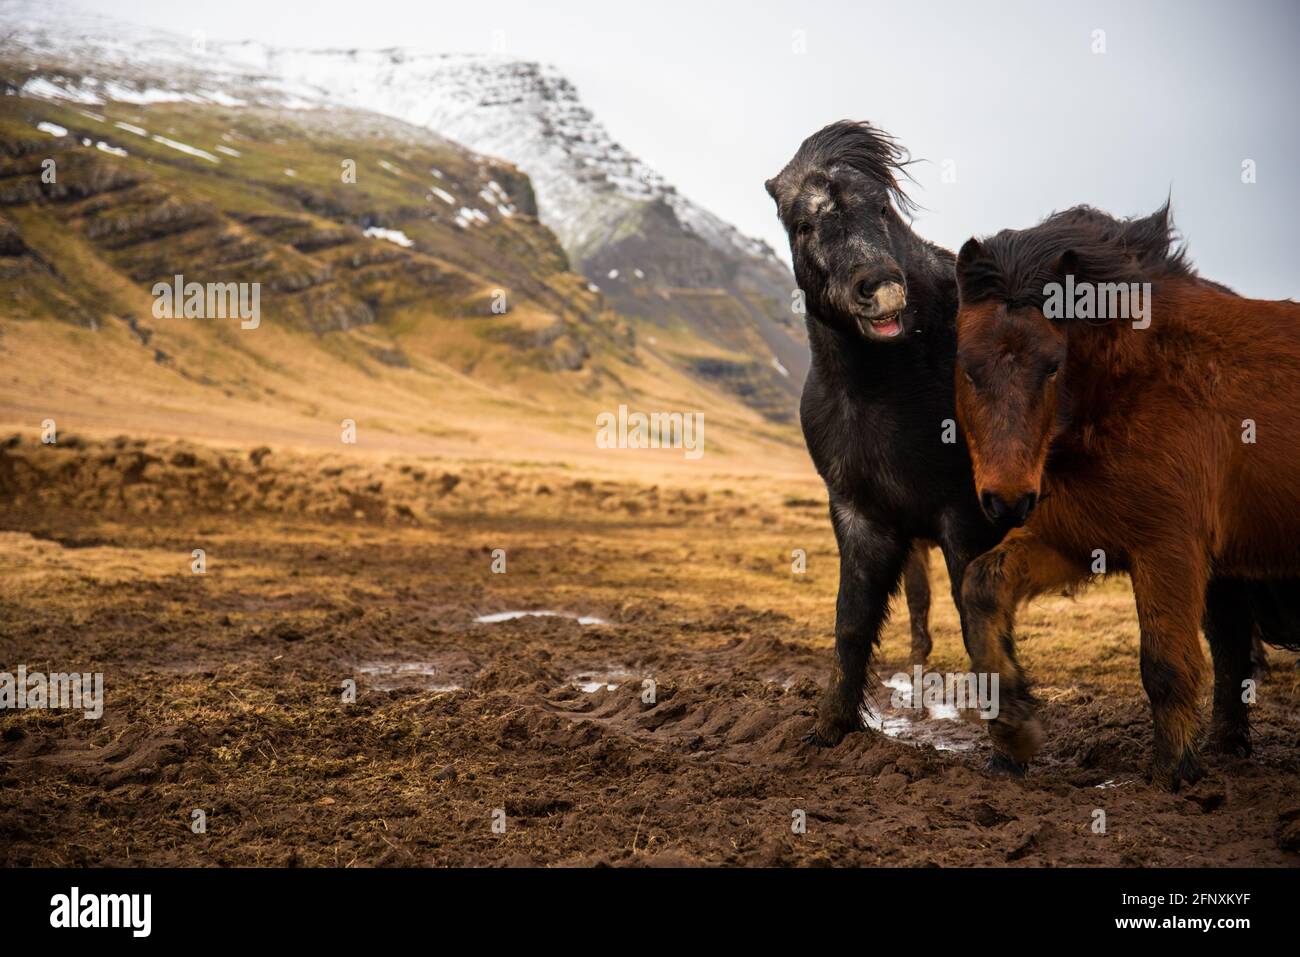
854,310,905,338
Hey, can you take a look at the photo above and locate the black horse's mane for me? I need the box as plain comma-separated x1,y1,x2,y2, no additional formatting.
766,120,919,218
957,202,1197,310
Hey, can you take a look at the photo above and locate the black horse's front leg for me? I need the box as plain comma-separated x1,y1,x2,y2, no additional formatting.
805,500,908,747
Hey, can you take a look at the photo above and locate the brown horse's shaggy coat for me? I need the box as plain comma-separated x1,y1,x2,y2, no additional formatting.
953,204,1300,789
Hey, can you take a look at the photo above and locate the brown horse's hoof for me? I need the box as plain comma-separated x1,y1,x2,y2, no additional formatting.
992,715,1045,766
1152,748,1206,792
985,751,1027,778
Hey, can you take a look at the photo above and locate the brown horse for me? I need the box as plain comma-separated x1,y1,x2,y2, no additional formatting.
952,203,1300,789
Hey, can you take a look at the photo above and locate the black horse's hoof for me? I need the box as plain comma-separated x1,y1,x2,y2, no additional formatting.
907,635,932,670
985,751,1027,778
801,716,861,749
1208,727,1252,759
802,727,847,749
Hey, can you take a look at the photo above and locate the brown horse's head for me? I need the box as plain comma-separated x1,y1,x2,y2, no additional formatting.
952,204,1192,527
954,238,1068,528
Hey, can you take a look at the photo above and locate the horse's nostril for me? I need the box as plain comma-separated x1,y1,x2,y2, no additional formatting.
849,265,904,306
980,491,1006,520
1013,492,1038,524
981,490,1036,525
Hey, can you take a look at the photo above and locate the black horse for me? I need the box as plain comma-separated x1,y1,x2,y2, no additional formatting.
766,121,1006,749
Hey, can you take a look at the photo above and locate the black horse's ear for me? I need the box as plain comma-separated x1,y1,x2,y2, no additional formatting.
1052,249,1079,278
764,177,778,201
957,237,982,272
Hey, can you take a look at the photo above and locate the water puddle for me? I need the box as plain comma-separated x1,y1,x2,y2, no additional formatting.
773,677,796,691
881,673,963,722
861,675,980,752
356,659,466,692
475,610,607,626
568,668,635,693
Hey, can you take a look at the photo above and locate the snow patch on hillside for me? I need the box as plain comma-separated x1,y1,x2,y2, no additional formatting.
363,226,414,247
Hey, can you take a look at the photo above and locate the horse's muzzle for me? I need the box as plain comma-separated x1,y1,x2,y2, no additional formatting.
980,490,1038,527
852,280,908,339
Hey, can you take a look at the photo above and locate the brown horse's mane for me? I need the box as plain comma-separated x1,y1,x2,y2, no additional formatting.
957,202,1198,311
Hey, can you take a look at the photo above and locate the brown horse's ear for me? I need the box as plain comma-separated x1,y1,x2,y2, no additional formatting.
764,177,779,201
1052,249,1079,278
957,237,983,272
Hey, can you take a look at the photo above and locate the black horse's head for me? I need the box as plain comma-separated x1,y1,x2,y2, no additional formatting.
766,121,919,342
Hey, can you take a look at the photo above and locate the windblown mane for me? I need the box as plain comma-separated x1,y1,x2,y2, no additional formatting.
766,120,918,218
957,202,1197,311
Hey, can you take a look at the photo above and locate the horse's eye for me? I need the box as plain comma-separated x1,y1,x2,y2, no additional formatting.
797,222,813,236
963,369,976,388
1045,363,1060,382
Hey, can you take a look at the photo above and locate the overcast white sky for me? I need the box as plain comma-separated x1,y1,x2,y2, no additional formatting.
77,0,1300,298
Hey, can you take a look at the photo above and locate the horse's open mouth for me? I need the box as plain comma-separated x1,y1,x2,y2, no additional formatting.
856,312,904,339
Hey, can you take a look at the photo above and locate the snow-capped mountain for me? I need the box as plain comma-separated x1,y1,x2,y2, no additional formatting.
1,0,807,407
224,49,771,261
217,45,809,385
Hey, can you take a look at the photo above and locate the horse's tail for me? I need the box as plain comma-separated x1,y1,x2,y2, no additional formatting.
1247,578,1300,651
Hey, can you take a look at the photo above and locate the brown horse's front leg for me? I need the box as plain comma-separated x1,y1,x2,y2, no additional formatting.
961,532,1088,773
1130,554,1210,791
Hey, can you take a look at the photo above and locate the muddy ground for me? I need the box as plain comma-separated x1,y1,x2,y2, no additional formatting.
1,435,1298,866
